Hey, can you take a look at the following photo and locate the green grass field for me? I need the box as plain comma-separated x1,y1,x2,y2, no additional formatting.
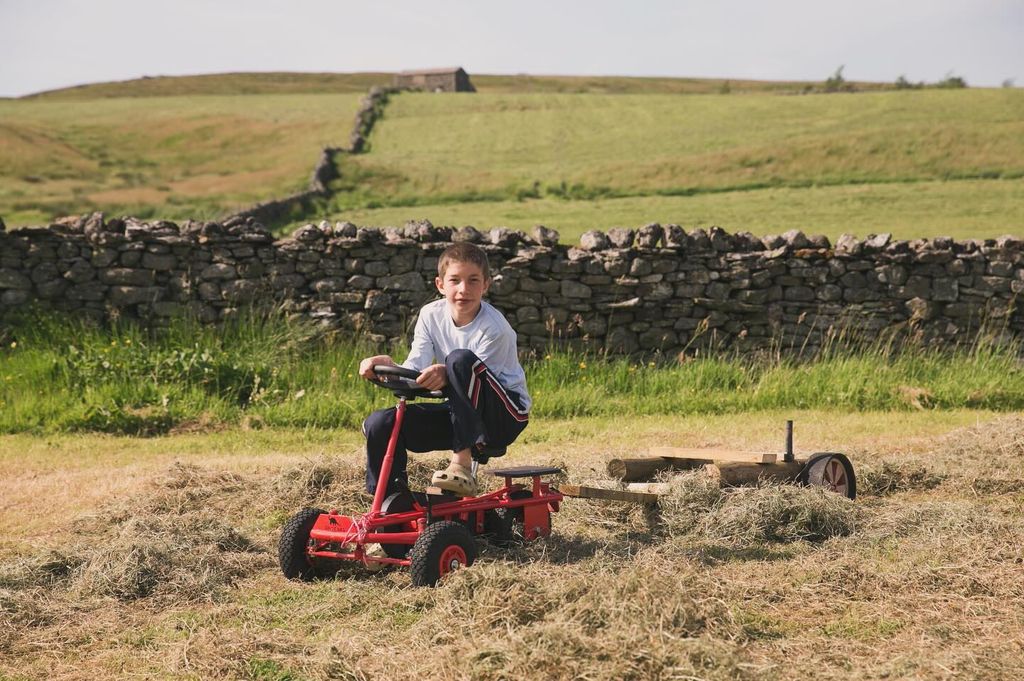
320,89,1024,240
330,177,1024,243
2,312,1021,435
3,74,1022,242
21,71,885,100
0,93,363,225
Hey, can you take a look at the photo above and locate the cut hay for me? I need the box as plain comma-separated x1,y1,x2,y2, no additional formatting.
73,515,268,601
933,414,1024,478
858,499,1005,540
654,470,724,536
697,483,857,545
328,559,750,681
858,459,946,496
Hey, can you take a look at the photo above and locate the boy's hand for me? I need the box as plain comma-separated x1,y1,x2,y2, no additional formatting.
358,355,396,380
416,364,447,391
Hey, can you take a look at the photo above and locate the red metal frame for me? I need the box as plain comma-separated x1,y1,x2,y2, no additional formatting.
305,395,562,570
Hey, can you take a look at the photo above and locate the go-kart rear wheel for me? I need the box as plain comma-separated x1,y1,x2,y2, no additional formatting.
409,520,477,587
379,491,416,559
483,490,534,546
800,453,857,500
279,507,327,581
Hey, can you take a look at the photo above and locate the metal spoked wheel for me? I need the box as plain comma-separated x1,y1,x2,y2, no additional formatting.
801,453,857,500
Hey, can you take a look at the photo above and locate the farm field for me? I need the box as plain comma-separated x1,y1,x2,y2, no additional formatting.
22,71,883,101
3,75,1023,244
2,315,1023,678
343,90,1024,201
320,89,1024,241
2,410,1022,679
332,176,1024,244
3,67,1023,681
0,93,364,226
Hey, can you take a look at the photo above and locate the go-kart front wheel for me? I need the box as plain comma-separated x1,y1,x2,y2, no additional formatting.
278,507,327,581
409,520,477,587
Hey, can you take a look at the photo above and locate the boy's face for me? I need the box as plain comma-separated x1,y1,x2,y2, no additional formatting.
435,260,490,321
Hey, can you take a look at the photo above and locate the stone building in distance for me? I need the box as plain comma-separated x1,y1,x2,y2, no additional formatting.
393,67,476,92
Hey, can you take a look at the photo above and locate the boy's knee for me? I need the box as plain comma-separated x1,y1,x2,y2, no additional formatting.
445,348,480,372
362,408,396,441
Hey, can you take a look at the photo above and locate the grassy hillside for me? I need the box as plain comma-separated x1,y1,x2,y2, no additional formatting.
4,74,1021,240
0,93,363,224
319,88,1024,239
23,71,876,100
23,72,393,99
336,89,1024,201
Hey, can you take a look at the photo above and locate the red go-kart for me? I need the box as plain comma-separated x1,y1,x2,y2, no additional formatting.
278,365,562,586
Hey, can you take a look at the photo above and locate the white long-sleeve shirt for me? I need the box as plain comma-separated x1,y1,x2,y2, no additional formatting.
401,299,531,412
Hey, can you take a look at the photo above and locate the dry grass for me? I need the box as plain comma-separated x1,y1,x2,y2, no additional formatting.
2,413,1024,679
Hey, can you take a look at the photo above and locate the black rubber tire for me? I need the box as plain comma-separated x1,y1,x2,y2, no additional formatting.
483,490,533,546
800,453,857,500
483,507,516,546
379,491,416,559
409,520,477,587
279,507,326,581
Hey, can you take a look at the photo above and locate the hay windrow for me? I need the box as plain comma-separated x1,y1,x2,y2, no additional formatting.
857,499,1007,540
72,515,270,601
328,559,748,681
697,483,857,545
932,414,1024,476
655,469,725,536
858,460,946,496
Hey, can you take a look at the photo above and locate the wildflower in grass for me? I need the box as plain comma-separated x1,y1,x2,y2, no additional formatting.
579,361,587,369
9,342,16,349
544,354,551,360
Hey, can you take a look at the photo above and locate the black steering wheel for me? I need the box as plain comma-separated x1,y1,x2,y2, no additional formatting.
370,364,443,400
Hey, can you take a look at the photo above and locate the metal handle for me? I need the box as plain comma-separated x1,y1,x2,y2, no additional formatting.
785,420,794,463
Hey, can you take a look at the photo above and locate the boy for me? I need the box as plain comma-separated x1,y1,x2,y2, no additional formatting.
358,242,530,497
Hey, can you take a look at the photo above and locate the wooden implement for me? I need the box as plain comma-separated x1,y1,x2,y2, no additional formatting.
608,449,778,482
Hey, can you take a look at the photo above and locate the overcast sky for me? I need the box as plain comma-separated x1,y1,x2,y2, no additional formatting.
1,0,1021,97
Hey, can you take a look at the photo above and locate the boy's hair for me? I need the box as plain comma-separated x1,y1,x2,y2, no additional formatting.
437,241,491,280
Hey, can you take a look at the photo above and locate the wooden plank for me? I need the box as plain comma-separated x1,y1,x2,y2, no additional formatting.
651,446,777,464
557,484,661,505
625,482,672,495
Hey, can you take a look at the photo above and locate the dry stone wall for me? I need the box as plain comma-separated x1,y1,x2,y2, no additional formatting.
223,86,399,226
1,215,1022,356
